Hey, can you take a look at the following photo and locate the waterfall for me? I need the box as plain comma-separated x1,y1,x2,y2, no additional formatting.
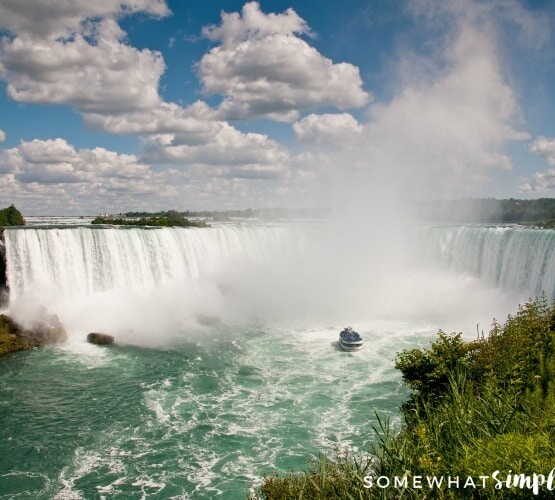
421,225,555,298
3,223,555,342
2,224,307,341
4,224,301,300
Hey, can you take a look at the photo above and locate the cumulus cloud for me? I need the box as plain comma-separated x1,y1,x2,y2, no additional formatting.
0,0,170,39
0,138,296,213
529,136,555,166
518,137,555,193
293,113,363,146
82,101,219,136
142,125,290,180
0,138,150,184
0,1,296,179
0,138,190,213
0,129,5,142
198,1,369,121
0,2,171,113
1,19,165,113
519,170,555,193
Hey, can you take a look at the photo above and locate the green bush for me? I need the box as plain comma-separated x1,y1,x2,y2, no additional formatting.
0,204,24,226
395,331,472,398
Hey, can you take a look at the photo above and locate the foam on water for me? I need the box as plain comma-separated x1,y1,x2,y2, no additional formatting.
1,322,411,498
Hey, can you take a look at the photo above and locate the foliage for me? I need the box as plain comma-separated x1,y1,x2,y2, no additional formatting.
0,204,24,226
91,213,208,228
252,297,555,499
395,331,472,397
417,197,555,226
248,452,372,500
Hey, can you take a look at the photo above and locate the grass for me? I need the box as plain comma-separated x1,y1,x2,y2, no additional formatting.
251,296,555,498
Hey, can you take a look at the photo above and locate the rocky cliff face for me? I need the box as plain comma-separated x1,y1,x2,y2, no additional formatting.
0,229,7,308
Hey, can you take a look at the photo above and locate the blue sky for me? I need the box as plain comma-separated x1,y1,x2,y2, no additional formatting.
0,0,555,214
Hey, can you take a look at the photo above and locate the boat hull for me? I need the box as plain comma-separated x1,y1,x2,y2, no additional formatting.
339,339,363,352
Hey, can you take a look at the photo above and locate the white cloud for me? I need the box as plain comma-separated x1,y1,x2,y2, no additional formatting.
0,138,191,213
518,137,555,192
198,2,369,121
518,170,555,193
142,124,290,180
293,113,363,146
82,101,219,136
0,138,296,213
529,136,555,166
1,138,150,185
1,19,165,113
0,0,170,39
202,1,309,44
0,129,5,142
0,1,295,179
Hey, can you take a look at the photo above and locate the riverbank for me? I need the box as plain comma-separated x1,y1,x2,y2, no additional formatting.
251,296,555,498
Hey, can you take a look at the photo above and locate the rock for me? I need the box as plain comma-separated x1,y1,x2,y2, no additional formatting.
0,315,32,355
87,332,115,345
0,313,67,356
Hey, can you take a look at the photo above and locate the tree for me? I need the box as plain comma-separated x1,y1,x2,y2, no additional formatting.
0,204,25,226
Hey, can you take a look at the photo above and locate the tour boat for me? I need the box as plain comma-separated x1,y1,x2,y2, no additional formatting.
339,327,363,351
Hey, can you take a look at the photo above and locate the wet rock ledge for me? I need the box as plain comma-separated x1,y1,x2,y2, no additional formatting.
0,314,67,356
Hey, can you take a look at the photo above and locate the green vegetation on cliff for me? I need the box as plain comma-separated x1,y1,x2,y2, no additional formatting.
418,198,555,228
92,210,208,228
0,204,24,226
252,296,555,499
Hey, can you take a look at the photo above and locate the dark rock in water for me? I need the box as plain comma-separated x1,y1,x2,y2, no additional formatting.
87,332,115,345
197,314,221,326
0,313,67,356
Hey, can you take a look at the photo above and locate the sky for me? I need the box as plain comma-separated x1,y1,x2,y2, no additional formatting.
0,0,555,215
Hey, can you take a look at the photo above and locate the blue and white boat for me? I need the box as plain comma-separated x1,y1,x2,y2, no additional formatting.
339,327,363,351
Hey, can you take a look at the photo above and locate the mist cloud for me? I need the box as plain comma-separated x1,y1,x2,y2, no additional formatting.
323,0,531,204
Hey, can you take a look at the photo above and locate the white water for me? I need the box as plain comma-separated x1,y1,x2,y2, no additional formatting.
3,222,551,344
422,225,555,297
